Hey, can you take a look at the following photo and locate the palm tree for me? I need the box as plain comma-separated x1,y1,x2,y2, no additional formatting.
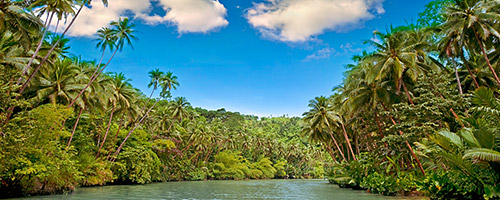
89,27,116,85
441,0,500,85
366,29,430,105
160,71,179,98
68,17,136,108
19,0,76,84
15,0,109,93
303,96,347,162
32,57,86,105
111,71,179,161
170,97,190,122
0,0,42,50
140,69,164,113
96,73,136,157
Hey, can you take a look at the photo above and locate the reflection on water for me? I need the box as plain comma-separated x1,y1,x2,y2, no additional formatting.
17,179,425,200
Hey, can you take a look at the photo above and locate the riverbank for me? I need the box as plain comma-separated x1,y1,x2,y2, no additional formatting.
12,179,425,200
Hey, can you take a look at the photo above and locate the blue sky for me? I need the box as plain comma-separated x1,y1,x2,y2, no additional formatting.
64,0,432,117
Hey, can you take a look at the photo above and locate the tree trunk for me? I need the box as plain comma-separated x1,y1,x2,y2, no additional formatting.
354,132,360,155
324,143,338,163
438,94,465,128
374,111,384,138
474,31,500,85
114,115,124,138
401,80,414,105
4,1,90,125
460,54,480,89
380,102,426,176
340,122,357,160
97,106,115,158
111,99,158,161
327,129,347,162
18,12,54,84
68,48,119,108
67,107,84,148
452,59,463,95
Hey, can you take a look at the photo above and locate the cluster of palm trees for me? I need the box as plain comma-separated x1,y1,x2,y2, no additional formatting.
0,0,182,160
1,1,324,189
302,0,500,177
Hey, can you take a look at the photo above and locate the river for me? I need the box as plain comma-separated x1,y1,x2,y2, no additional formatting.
16,179,425,199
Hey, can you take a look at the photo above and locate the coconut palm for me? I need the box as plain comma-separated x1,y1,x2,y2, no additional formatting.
19,0,76,84
68,18,136,108
441,0,500,85
0,0,42,50
96,72,136,157
303,96,347,162
160,71,179,98
32,57,86,105
365,29,430,105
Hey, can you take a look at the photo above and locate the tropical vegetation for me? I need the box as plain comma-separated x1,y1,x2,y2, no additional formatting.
0,0,325,198
3,0,500,199
318,0,500,199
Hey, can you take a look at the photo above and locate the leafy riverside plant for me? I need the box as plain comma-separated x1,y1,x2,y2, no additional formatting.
312,0,500,199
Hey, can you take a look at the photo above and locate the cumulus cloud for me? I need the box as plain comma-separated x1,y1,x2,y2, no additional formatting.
137,0,228,33
47,0,228,37
304,47,335,61
246,0,385,42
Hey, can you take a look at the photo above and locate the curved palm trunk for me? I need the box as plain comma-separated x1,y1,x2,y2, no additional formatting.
140,88,156,115
67,107,84,148
474,31,500,85
68,48,119,108
437,94,465,128
97,106,115,158
327,129,347,162
114,115,124,138
111,99,158,161
340,122,357,160
3,1,90,125
460,54,480,89
323,143,338,162
452,60,463,95
380,102,425,176
17,1,88,96
18,12,54,84
401,81,414,105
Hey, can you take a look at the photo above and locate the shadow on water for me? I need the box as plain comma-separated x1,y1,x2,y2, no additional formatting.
15,179,426,200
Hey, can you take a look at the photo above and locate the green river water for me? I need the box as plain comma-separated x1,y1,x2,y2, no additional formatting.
16,179,425,200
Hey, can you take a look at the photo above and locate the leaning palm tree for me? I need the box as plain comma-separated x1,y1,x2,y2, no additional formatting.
441,0,500,85
160,71,179,98
111,72,179,161
88,27,116,83
365,28,429,105
96,72,136,157
15,0,109,93
68,17,136,108
303,96,347,162
140,69,164,113
19,0,76,84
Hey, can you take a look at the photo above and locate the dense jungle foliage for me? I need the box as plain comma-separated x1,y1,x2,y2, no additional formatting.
0,0,326,198
312,0,500,199
3,0,500,199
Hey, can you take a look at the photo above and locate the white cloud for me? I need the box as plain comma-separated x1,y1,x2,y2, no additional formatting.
340,42,362,53
47,0,151,37
304,47,335,61
47,0,228,37
246,0,385,42
137,0,229,33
